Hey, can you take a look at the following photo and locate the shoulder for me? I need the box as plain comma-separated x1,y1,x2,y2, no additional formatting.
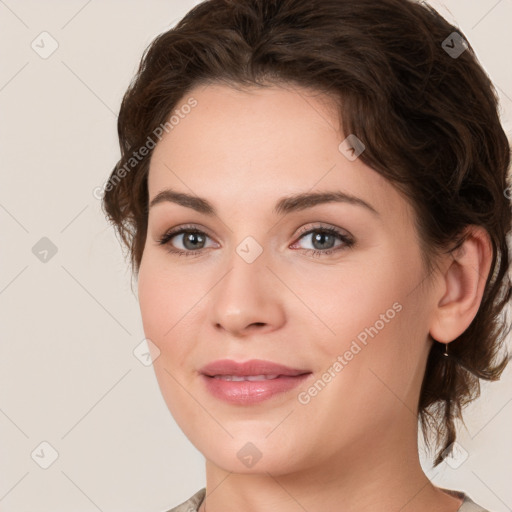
161,487,496,512
438,487,494,512
162,488,206,512
451,491,493,512
458,494,494,512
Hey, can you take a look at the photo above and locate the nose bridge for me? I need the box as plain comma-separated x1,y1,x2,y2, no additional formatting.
208,235,284,334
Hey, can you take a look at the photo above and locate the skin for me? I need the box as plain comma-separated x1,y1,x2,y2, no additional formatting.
137,83,492,512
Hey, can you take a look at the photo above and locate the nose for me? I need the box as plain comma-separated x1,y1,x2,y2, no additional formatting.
208,247,286,337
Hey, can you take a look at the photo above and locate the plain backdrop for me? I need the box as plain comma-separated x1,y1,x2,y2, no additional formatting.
1,1,511,511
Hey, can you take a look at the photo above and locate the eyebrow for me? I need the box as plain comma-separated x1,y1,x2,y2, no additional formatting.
149,188,379,217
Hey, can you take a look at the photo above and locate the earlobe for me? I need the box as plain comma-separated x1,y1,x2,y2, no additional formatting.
429,226,493,344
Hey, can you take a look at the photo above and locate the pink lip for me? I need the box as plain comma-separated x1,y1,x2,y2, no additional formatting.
199,359,312,405
199,358,310,377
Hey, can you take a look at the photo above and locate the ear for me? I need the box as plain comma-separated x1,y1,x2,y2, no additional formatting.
429,225,493,344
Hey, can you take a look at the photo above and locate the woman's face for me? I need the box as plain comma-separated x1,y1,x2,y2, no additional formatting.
138,83,439,475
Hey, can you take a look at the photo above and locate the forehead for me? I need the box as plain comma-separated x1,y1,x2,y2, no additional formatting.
147,83,408,221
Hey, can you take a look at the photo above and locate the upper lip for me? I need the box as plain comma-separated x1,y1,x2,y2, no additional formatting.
199,359,311,377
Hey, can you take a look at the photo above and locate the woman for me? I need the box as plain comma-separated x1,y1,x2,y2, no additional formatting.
101,0,511,511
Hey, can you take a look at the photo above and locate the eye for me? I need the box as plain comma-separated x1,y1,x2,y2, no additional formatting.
291,225,355,257
157,225,216,257
156,223,355,258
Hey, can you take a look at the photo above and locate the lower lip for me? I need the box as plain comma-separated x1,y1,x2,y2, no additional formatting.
201,374,312,404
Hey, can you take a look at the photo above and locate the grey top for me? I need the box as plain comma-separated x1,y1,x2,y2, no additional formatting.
165,487,492,512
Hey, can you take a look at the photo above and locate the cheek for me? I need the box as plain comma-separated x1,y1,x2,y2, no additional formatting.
137,270,171,345
137,261,203,423
308,249,425,399
137,255,202,346
296,256,406,355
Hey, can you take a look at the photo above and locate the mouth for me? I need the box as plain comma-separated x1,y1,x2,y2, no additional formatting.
199,359,313,404
199,358,310,377
211,374,281,381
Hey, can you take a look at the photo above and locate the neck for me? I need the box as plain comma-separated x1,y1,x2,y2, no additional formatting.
198,417,462,512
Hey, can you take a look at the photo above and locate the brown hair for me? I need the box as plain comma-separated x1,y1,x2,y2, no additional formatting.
102,0,512,466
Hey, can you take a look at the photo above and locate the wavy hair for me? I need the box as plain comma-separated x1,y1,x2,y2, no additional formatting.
102,0,512,466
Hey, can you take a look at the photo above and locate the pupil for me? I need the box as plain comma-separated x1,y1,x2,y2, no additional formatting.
184,232,205,250
313,232,334,250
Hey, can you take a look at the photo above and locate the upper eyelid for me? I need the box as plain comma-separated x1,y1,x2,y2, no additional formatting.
163,222,348,236
296,223,350,236
161,223,351,246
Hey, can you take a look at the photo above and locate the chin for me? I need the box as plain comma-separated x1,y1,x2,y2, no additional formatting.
205,450,297,475
195,433,307,476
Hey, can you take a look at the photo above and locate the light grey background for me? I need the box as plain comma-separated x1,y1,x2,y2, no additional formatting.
1,1,511,511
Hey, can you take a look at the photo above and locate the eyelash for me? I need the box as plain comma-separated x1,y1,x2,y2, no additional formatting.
157,223,355,258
